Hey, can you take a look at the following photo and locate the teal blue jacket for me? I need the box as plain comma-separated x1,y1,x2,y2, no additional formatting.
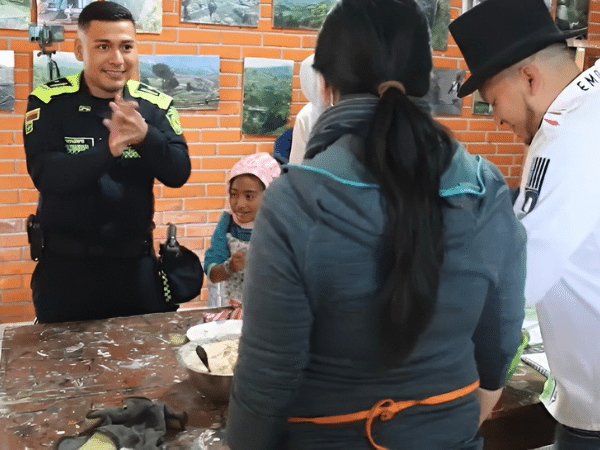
227,136,526,450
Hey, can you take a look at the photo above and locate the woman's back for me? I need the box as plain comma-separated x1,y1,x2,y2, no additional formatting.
229,133,525,449
227,1,526,448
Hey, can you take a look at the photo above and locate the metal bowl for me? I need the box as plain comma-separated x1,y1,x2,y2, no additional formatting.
177,321,242,403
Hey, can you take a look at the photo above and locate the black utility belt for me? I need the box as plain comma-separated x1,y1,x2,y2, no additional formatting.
44,232,151,258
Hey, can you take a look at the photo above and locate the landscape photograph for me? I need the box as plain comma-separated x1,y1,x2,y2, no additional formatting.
181,0,260,28
272,0,338,30
37,0,94,28
32,51,83,90
0,0,31,30
0,51,15,111
242,57,293,136
139,55,220,110
423,67,466,116
111,0,162,33
420,0,451,51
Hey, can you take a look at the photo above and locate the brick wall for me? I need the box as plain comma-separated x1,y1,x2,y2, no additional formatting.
0,0,598,323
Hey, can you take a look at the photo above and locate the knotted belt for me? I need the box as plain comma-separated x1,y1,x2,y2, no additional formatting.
288,380,480,450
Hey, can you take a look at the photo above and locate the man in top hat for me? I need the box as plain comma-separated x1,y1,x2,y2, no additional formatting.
450,0,600,447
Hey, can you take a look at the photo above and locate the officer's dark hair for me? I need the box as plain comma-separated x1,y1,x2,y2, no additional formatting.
314,0,454,368
78,1,135,32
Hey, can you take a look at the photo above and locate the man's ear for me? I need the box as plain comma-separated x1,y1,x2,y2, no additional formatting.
519,63,541,96
74,38,83,62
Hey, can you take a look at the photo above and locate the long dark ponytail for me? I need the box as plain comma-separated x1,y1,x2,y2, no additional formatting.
314,0,454,367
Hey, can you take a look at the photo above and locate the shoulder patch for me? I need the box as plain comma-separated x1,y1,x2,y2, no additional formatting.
127,80,173,110
31,73,81,104
166,106,183,135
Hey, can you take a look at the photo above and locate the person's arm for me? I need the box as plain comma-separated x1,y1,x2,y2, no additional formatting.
24,95,114,195
227,178,312,450
136,101,190,188
472,162,527,403
516,135,600,305
288,105,311,164
477,387,503,426
204,212,232,281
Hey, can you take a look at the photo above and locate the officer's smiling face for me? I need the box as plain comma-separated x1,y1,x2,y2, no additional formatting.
75,20,138,99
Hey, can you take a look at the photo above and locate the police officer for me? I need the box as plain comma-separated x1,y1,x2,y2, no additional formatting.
24,1,191,323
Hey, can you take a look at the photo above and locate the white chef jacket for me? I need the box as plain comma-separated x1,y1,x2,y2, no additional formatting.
514,59,600,430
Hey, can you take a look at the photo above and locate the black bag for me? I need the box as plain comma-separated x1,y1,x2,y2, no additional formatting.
158,223,204,304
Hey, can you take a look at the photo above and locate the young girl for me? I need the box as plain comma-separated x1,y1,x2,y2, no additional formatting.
204,152,281,306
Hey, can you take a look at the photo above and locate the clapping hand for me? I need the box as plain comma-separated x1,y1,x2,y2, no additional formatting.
102,93,148,157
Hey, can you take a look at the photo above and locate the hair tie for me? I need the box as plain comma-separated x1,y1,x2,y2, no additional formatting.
378,80,406,96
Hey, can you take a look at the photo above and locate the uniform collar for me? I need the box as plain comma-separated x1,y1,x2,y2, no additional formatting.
543,59,600,126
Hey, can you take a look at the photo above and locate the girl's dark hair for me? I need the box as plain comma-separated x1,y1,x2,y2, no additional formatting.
314,0,454,367
78,1,135,32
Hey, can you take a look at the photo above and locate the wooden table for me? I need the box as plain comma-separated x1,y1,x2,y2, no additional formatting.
0,308,555,450
481,362,556,450
0,308,229,450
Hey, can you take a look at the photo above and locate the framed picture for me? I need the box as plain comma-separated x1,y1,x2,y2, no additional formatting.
272,0,338,30
415,0,451,51
472,90,493,115
555,0,588,38
242,57,293,136
182,0,260,28
33,51,83,90
423,67,466,116
0,0,31,30
138,55,220,110
0,51,15,111
111,0,162,33
37,0,94,28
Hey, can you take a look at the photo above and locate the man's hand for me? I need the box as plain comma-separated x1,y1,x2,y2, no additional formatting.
229,250,247,273
102,93,148,157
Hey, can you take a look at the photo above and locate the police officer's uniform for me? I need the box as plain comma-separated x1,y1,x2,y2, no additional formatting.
24,71,191,323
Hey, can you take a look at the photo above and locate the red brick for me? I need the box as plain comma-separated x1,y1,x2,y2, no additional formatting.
263,34,301,48
0,190,19,203
0,303,35,323
282,49,313,61
217,143,256,154
188,143,217,156
0,248,22,261
466,143,496,155
185,197,226,210
179,29,221,44
0,260,36,275
202,130,241,143
0,275,23,289
155,198,184,212
222,32,261,46
195,171,226,183
155,43,198,54
202,45,241,59
180,115,218,129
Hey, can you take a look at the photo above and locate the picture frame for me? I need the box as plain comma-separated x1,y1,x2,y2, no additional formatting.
0,0,31,30
182,0,260,28
138,55,220,110
242,57,293,136
0,50,15,111
422,67,466,116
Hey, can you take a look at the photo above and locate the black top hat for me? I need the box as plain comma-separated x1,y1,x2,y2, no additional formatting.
449,0,583,98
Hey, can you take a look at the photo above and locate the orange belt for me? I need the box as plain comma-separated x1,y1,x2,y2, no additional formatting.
288,380,480,450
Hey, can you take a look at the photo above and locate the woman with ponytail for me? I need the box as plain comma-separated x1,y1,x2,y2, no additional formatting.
227,1,526,449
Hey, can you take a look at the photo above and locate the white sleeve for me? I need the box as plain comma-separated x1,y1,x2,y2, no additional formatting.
516,130,600,305
289,105,311,164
